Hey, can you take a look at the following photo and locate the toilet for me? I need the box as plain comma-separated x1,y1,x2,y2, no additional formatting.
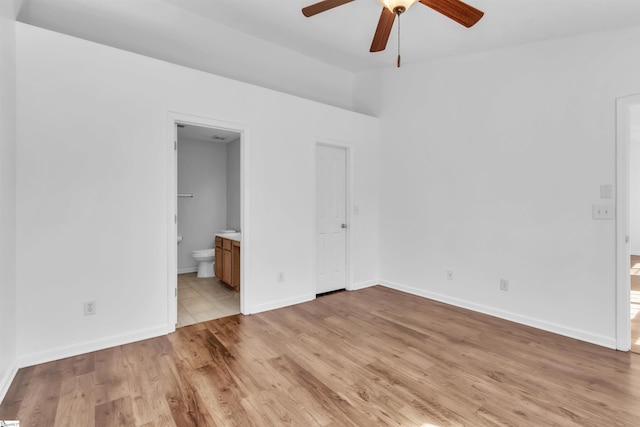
191,249,215,278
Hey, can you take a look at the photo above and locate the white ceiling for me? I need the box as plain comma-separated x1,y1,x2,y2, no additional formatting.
178,124,240,144
17,0,640,72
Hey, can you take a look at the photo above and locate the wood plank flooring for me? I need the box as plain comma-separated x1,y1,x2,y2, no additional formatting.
2,285,640,426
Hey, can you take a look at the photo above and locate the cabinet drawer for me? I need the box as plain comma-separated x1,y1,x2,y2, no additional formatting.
222,238,232,251
215,236,222,248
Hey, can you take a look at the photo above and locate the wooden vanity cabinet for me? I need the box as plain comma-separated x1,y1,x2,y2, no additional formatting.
214,237,223,279
231,241,241,290
222,247,232,285
215,236,240,292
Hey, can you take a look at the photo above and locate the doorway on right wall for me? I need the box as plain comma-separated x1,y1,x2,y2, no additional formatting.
630,256,640,353
628,103,640,353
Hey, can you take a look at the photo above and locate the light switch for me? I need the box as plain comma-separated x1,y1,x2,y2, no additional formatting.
592,204,615,220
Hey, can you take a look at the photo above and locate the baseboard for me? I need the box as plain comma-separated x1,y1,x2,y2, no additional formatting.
17,324,170,369
0,362,18,403
630,250,640,257
350,280,378,291
248,293,315,315
177,266,198,274
379,280,617,350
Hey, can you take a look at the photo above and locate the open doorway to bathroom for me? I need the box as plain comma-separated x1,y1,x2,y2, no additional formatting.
176,123,242,327
617,93,640,352
627,102,640,353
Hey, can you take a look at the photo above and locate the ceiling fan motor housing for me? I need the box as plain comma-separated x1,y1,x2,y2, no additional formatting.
377,0,419,14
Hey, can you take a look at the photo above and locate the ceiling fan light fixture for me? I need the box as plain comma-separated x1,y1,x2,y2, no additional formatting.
377,0,419,14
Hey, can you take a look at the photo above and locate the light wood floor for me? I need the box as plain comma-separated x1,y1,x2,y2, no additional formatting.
2,286,640,426
630,256,640,354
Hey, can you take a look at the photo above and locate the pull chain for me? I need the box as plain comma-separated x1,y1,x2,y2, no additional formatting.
397,12,401,68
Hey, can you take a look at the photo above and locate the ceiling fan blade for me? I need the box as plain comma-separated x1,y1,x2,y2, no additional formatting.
419,0,484,27
370,7,396,52
302,0,354,17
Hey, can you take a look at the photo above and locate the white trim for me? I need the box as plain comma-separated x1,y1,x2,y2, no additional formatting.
167,112,251,324
0,363,18,403
380,280,617,350
616,93,640,351
16,325,168,368
350,280,378,291
249,293,316,315
167,114,178,332
177,267,198,275
314,140,353,294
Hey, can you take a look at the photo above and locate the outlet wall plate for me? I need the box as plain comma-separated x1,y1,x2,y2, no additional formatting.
592,204,615,220
84,301,96,315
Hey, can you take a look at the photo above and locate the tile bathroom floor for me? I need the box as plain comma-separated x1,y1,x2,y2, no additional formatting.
177,273,240,327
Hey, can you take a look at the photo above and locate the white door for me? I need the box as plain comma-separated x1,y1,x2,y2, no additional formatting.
316,144,348,293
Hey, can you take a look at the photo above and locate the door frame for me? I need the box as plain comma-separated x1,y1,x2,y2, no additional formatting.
616,93,640,351
314,140,353,293
167,112,250,330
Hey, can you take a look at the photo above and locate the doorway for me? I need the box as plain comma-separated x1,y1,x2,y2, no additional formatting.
167,113,248,331
630,255,640,353
176,124,241,327
616,93,640,351
627,102,640,352
316,143,349,294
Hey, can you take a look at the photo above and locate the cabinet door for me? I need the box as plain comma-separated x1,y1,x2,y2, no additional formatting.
214,247,223,278
222,249,232,285
231,242,240,291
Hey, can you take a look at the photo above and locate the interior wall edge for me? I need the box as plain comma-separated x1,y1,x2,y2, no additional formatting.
379,280,618,350
0,363,18,404
0,0,18,407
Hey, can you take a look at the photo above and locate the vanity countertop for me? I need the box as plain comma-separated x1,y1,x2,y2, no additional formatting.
216,232,241,242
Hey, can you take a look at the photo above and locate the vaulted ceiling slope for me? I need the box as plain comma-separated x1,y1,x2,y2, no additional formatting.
16,0,640,109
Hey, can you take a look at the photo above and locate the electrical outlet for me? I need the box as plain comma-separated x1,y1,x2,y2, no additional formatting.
278,272,285,283
84,301,96,315
592,204,615,220
500,279,509,292
446,270,454,280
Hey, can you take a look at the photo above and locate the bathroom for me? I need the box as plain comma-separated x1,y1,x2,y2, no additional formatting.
176,124,241,327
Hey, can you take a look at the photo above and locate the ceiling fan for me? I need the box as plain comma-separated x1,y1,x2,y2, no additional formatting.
302,0,484,67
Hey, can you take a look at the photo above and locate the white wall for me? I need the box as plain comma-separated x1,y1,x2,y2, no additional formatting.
177,138,227,272
226,138,241,232
354,26,640,348
16,23,379,365
0,0,17,401
17,0,355,111
629,105,640,255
